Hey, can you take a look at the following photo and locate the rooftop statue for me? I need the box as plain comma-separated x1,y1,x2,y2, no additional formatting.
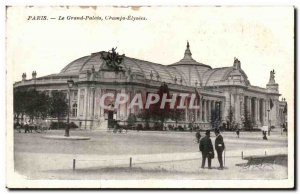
267,69,277,85
270,69,275,79
101,47,125,72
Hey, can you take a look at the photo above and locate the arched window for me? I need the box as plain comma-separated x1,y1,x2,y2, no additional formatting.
72,103,78,117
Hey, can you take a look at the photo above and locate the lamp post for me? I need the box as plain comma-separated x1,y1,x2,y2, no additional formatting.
65,79,74,137
267,109,270,136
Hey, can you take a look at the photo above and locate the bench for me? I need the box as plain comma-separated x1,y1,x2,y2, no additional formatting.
236,154,287,171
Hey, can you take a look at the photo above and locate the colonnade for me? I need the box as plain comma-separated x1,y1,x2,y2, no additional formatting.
80,87,224,124
243,96,268,126
186,98,223,123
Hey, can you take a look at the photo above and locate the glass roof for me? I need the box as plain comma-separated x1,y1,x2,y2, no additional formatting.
58,43,249,87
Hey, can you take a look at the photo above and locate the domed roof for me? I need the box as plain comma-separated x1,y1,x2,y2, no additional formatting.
164,42,212,86
169,41,212,69
201,63,250,87
56,45,249,88
60,56,91,74
58,51,189,86
201,67,234,86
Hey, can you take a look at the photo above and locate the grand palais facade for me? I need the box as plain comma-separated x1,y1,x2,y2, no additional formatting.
14,42,287,130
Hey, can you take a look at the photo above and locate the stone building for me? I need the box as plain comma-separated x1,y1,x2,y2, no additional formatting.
14,42,287,130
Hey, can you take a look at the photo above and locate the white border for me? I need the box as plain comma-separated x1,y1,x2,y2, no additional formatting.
1,0,298,192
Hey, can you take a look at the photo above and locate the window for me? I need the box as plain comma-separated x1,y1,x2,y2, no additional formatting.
73,91,78,100
72,103,78,117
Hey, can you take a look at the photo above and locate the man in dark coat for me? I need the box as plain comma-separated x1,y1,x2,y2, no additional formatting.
199,130,214,169
195,130,201,143
236,129,240,138
215,129,225,170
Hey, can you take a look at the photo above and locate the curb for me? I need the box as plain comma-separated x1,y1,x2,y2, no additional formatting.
41,135,91,140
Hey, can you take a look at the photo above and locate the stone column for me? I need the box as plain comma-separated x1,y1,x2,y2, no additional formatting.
100,89,105,117
261,99,265,125
91,87,95,117
131,90,136,114
273,99,279,127
260,99,264,125
248,97,252,118
241,96,245,122
251,97,255,124
218,101,221,121
207,100,211,122
199,99,203,122
194,99,198,122
116,89,121,120
84,87,89,130
235,94,240,123
254,98,257,124
244,96,247,116
253,98,257,125
126,90,131,117
95,88,101,118
203,99,206,122
266,99,270,126
276,100,280,126
89,87,96,129
257,98,260,125
185,97,188,122
221,101,225,122
76,88,80,117
119,88,127,119
269,98,274,127
212,100,216,121
264,99,268,125
256,98,260,125
218,101,222,121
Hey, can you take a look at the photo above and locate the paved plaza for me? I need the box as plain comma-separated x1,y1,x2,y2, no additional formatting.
14,129,288,180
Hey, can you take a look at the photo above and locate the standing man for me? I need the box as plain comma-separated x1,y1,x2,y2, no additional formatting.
199,130,214,169
24,120,29,133
236,128,240,138
263,131,268,140
195,129,201,143
215,129,225,170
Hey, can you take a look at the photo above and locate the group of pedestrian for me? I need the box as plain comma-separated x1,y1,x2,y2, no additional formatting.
112,122,128,133
197,129,226,170
15,119,50,133
15,121,34,133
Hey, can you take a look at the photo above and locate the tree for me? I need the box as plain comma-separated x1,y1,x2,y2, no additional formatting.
137,109,151,130
150,83,171,129
242,110,253,131
24,89,40,121
211,108,221,130
34,91,51,119
170,108,184,127
14,89,51,123
226,106,235,131
170,95,185,126
49,91,68,128
13,90,27,123
127,113,137,129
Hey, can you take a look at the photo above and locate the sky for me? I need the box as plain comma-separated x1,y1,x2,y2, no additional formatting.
7,6,294,102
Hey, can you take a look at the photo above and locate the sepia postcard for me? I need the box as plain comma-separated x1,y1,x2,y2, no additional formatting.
6,6,295,189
